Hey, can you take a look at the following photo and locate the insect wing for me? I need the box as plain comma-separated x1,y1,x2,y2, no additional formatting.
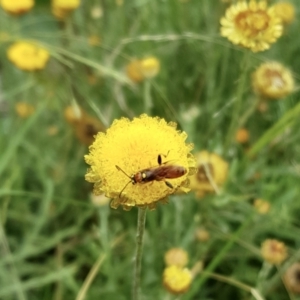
151,165,186,180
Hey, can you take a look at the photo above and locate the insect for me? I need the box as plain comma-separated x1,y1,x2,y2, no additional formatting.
116,154,187,197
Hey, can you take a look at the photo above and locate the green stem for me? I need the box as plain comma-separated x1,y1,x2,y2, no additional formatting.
224,52,250,153
132,208,147,300
185,214,253,299
143,80,152,114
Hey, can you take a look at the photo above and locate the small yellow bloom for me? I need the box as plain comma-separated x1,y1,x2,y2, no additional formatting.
235,128,250,144
195,228,210,242
253,198,270,214
51,0,80,19
163,265,192,294
261,239,287,265
64,105,105,145
7,41,49,71
140,57,160,79
274,2,295,24
189,151,228,198
0,0,34,15
252,61,295,99
88,35,101,46
47,126,59,136
220,0,283,52
15,102,35,118
84,114,195,210
283,263,300,294
126,60,144,83
164,248,189,268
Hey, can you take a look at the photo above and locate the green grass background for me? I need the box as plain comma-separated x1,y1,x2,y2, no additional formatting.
1,0,300,299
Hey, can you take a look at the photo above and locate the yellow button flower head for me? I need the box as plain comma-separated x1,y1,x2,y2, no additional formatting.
284,263,300,294
64,105,105,145
7,41,49,71
254,198,270,214
163,265,192,294
84,114,196,210
235,128,250,144
126,60,144,83
51,0,80,19
252,61,295,100
261,239,287,265
220,0,283,52
140,56,160,79
164,248,189,268
189,151,228,198
195,227,210,242
0,0,34,15
15,102,35,118
274,2,295,25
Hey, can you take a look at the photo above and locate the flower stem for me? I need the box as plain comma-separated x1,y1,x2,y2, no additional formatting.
224,52,250,153
132,208,147,300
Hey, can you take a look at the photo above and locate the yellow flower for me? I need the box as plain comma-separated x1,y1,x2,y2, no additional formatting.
252,61,295,99
64,105,105,145
220,0,283,52
274,2,295,24
84,114,195,210
163,265,192,294
140,56,160,79
15,102,35,118
126,60,144,83
88,35,101,46
235,128,250,144
261,239,287,265
195,228,210,242
283,263,300,294
164,248,189,268
51,0,80,19
7,41,49,71
0,0,34,15
189,151,228,198
253,198,270,214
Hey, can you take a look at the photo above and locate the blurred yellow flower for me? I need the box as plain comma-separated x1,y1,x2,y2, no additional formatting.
125,57,160,82
195,227,210,242
284,263,300,294
140,56,160,79
261,239,287,265
84,114,196,210
88,35,101,46
126,60,144,83
253,198,270,214
252,61,295,99
15,102,35,118
0,0,34,15
220,0,283,52
164,248,189,268
64,105,105,145
163,265,192,294
51,0,80,19
235,128,250,144
47,126,59,136
274,2,295,24
190,151,228,198
7,41,49,71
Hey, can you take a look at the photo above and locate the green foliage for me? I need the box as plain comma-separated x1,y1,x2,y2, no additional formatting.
1,1,300,300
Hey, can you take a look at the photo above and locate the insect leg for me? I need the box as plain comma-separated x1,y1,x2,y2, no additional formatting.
157,150,170,165
164,181,173,189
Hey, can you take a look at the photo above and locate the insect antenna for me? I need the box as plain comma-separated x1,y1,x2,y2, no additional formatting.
115,165,131,179
118,179,132,198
